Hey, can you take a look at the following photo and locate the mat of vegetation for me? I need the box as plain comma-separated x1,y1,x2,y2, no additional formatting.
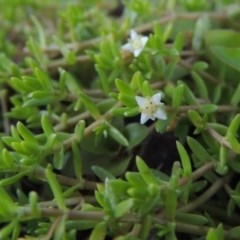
1,0,240,239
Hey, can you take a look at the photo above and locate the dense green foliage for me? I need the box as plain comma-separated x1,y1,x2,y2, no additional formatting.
1,0,240,239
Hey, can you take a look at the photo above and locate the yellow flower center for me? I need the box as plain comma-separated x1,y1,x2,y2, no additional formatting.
140,98,159,116
131,37,142,50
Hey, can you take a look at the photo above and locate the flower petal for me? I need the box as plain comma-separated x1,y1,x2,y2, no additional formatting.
155,108,167,120
122,43,132,51
135,96,146,107
140,113,150,124
151,93,162,104
130,29,138,39
133,48,143,57
141,36,148,47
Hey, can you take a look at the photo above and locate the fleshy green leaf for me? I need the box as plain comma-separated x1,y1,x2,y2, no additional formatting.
80,92,101,119
107,123,129,147
206,224,224,240
176,141,192,177
17,122,38,144
191,71,208,99
136,156,159,185
45,165,67,210
176,212,209,226
115,78,134,96
172,84,185,108
210,46,240,71
41,114,55,136
89,221,107,240
115,198,134,218
124,123,148,148
92,165,115,181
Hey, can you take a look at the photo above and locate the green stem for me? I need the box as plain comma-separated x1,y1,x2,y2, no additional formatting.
207,126,232,150
179,173,232,213
33,166,97,189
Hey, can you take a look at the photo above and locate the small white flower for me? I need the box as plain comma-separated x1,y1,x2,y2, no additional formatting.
135,93,167,124
122,29,148,57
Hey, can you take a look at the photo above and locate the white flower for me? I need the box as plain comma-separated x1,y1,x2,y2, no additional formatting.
135,93,167,124
121,29,148,57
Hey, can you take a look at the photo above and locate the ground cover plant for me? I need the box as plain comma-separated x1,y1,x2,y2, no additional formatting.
1,0,240,239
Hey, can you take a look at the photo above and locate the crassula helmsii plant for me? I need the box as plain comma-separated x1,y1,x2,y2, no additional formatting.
1,0,240,239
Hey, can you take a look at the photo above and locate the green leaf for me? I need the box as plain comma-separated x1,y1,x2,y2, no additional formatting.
34,67,51,90
108,156,132,177
130,71,144,90
227,114,240,136
124,123,149,148
174,32,184,52
80,92,101,119
74,120,86,142
0,187,15,217
204,30,240,48
164,188,177,220
141,81,153,96
215,145,228,175
72,141,83,180
188,110,206,130
183,83,198,104
30,15,46,47
115,198,134,218
176,141,192,177
2,149,15,168
210,46,240,71
118,93,136,107
23,92,58,107
192,61,209,71
206,224,224,240
27,37,45,65
199,104,217,114
45,165,67,210
54,217,66,240
29,191,40,217
126,172,146,188
107,123,129,147
54,36,77,65
110,107,132,117
95,66,111,94
41,114,55,136
0,170,29,186
115,78,134,96
191,71,208,99
231,83,240,106
230,226,240,239
139,215,152,240
97,98,117,114
226,114,240,153
64,71,82,94
0,221,17,239
53,145,64,170
92,165,115,181
123,107,139,117
136,156,159,185
187,137,212,163
176,212,209,226
89,221,107,240
16,122,38,144
192,15,210,51
172,84,185,108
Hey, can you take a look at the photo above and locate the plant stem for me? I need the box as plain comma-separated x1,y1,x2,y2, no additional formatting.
33,166,97,190
178,161,216,186
166,105,239,113
207,126,232,150
0,90,10,134
179,173,232,213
